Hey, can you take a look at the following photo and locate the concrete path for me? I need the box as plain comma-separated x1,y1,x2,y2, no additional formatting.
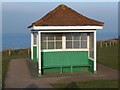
5,59,119,88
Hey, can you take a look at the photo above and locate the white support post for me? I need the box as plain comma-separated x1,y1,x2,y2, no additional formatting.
31,32,33,60
87,35,89,57
38,31,42,76
37,33,39,60
62,34,66,49
94,31,97,73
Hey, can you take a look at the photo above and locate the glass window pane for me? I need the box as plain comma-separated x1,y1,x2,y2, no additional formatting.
81,41,87,48
81,33,87,40
34,38,37,45
41,42,46,49
48,42,54,49
89,33,94,58
66,41,72,48
73,33,80,40
56,41,62,49
66,34,72,40
33,33,37,45
33,33,37,38
56,34,62,40
90,50,94,58
74,41,79,48
48,34,54,40
74,36,79,40
41,34,47,42
92,51,94,58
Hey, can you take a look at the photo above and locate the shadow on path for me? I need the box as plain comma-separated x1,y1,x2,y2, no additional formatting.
26,84,39,88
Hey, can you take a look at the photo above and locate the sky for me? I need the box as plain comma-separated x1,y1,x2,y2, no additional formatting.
1,0,119,2
2,2,119,40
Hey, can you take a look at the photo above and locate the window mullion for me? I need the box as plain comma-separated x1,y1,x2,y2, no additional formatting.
54,35,56,49
79,35,81,48
86,35,89,49
46,36,48,49
72,34,74,49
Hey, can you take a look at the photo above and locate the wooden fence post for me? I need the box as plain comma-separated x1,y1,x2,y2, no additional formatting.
28,48,30,55
109,42,111,46
100,41,102,48
113,42,115,45
105,42,107,47
8,48,11,56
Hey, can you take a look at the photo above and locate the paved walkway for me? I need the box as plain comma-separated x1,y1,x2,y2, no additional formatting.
5,59,118,88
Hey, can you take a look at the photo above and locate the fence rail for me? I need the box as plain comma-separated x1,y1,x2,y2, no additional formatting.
2,48,31,56
2,39,119,56
97,40,119,48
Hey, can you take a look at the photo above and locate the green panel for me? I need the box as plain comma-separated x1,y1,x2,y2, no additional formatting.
88,59,94,73
42,51,88,66
43,67,89,72
43,68,60,72
33,46,37,61
63,67,70,72
42,51,89,72
73,67,89,71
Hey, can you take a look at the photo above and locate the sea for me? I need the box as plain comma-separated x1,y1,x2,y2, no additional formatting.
2,33,30,50
2,33,118,50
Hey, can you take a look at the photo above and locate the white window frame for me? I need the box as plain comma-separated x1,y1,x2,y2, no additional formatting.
88,32,94,60
63,33,88,49
39,30,95,52
33,32,38,46
41,32,88,50
41,33,62,49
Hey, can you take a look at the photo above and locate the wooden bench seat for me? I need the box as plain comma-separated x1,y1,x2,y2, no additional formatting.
43,65,91,74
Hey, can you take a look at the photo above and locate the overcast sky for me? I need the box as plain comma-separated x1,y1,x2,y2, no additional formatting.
2,2,118,40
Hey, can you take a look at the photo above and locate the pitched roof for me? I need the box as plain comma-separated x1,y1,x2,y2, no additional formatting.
28,4,104,28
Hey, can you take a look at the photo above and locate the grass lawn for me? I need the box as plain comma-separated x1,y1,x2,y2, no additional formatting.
51,80,118,88
2,43,119,88
2,50,30,87
97,45,119,70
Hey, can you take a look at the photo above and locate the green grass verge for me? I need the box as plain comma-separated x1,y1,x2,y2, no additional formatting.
51,80,118,88
2,44,119,88
97,45,119,70
2,50,30,87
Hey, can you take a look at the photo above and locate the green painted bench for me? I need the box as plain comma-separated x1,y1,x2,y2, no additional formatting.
42,64,91,74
